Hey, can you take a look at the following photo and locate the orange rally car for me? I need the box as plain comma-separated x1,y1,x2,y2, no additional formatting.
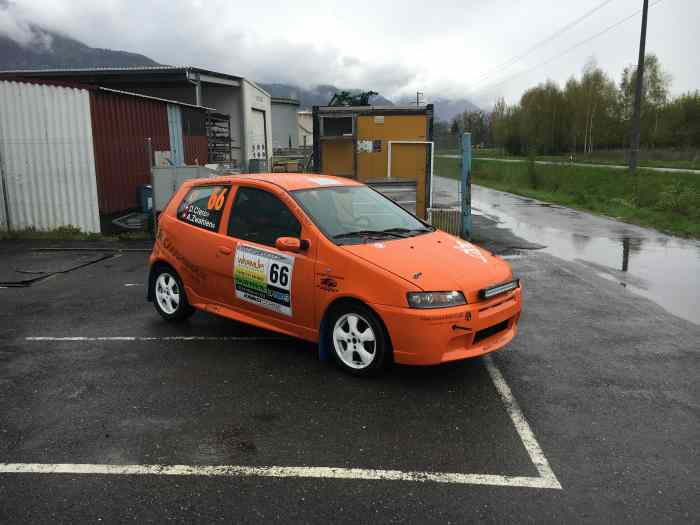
147,173,521,376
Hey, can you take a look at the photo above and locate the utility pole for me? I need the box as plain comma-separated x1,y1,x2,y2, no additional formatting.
416,91,424,107
629,0,649,172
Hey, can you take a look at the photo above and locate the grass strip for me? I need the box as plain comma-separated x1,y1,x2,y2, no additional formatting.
435,156,700,238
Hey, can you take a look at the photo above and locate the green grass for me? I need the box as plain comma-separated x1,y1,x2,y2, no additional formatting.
0,225,153,241
534,155,699,170
435,156,700,238
437,148,699,170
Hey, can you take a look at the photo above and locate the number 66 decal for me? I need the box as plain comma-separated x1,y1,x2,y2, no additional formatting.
269,263,290,289
207,188,228,210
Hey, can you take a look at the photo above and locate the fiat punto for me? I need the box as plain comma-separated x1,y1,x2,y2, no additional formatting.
148,173,521,375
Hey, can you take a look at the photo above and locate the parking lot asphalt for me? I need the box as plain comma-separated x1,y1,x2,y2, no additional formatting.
1,237,699,524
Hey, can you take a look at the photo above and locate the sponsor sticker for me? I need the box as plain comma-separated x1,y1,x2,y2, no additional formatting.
234,244,295,316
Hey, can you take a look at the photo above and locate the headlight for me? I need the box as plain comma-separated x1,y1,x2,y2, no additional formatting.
407,291,466,309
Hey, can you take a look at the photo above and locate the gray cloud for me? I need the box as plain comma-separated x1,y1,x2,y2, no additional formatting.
1,0,698,106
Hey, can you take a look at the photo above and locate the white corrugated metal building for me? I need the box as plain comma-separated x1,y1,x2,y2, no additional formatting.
0,80,101,232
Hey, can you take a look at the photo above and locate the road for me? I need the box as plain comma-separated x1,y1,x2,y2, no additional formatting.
1,227,698,523
432,176,700,325
438,154,700,174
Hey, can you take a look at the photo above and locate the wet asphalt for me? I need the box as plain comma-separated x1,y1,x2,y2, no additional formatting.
1,217,699,523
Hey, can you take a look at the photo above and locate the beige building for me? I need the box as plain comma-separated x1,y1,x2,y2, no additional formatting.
298,110,313,148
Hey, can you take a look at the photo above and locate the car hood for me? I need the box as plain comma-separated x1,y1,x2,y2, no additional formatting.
341,230,512,300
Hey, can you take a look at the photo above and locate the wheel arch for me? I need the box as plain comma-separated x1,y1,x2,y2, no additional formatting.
318,295,394,363
147,260,179,302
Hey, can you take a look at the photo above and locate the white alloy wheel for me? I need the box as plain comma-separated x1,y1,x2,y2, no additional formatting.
332,313,377,370
155,272,180,315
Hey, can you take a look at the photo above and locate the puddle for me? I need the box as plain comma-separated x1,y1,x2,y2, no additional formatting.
472,185,700,325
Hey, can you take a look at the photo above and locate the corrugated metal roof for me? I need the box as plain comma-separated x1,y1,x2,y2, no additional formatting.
271,97,300,106
0,76,216,110
0,80,101,232
0,65,244,82
97,87,216,111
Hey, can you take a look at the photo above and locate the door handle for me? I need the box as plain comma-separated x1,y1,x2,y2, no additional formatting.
218,246,232,255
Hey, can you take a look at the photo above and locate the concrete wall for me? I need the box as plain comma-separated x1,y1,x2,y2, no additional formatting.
271,101,300,149
201,84,242,166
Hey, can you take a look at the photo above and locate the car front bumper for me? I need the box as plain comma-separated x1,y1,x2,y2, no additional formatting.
373,288,521,365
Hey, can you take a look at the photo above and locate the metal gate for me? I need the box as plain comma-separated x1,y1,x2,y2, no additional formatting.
426,132,471,239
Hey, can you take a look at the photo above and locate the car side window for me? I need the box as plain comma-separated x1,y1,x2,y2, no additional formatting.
228,187,301,246
176,185,230,232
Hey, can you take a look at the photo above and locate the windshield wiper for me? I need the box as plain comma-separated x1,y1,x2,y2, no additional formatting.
333,227,433,241
333,229,405,240
378,227,433,236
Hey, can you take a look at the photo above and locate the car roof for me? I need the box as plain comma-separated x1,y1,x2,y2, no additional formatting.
196,173,364,192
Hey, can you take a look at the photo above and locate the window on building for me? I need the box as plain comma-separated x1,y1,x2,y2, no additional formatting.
321,116,353,137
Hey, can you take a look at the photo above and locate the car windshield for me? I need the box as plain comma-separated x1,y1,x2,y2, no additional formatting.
292,185,433,244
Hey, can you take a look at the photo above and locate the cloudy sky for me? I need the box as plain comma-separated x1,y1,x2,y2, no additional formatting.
1,0,698,107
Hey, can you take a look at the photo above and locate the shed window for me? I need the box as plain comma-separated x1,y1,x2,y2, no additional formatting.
322,116,353,137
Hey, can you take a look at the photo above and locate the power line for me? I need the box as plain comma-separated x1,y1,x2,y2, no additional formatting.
469,0,665,96
470,0,615,88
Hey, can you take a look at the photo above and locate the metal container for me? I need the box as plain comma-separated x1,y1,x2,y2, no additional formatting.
90,90,170,215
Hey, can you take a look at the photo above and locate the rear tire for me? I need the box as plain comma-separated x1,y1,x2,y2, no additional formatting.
326,302,390,376
151,267,195,322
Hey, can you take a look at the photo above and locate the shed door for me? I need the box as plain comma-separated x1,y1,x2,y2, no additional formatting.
249,109,267,162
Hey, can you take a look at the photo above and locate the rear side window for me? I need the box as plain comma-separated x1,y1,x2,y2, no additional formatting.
176,185,230,232
228,187,301,246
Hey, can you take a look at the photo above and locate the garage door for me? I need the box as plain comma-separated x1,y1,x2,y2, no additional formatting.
250,109,267,163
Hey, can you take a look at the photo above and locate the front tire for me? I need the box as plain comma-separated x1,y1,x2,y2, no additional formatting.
326,303,390,376
152,267,195,322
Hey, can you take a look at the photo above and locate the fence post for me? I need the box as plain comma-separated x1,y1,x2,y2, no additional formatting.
460,132,472,239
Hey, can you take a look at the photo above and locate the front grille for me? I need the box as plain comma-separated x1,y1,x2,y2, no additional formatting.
473,319,510,344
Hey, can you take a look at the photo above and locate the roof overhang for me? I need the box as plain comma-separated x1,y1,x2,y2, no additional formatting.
0,66,242,88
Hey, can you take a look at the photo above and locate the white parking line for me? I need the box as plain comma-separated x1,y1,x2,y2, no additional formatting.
483,355,562,489
0,463,559,488
11,341,561,490
25,336,284,342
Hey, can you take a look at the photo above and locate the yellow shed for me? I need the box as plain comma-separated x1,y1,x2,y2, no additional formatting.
312,105,434,219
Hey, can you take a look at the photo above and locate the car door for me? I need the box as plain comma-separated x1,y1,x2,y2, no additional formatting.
166,182,233,305
207,183,318,337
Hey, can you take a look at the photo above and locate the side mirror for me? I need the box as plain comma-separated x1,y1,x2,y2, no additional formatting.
275,237,309,252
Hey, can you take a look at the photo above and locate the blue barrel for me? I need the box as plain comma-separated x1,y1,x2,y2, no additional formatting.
137,184,153,213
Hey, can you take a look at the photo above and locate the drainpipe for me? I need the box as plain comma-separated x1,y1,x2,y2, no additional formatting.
0,151,10,232
241,80,250,172
186,69,202,106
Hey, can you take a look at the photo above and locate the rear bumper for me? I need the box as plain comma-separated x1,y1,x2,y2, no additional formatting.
373,288,521,365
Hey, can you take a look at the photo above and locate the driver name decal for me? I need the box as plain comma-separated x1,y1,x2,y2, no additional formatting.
234,244,294,316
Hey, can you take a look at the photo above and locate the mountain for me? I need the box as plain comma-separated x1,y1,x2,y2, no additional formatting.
0,24,159,70
259,83,394,109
